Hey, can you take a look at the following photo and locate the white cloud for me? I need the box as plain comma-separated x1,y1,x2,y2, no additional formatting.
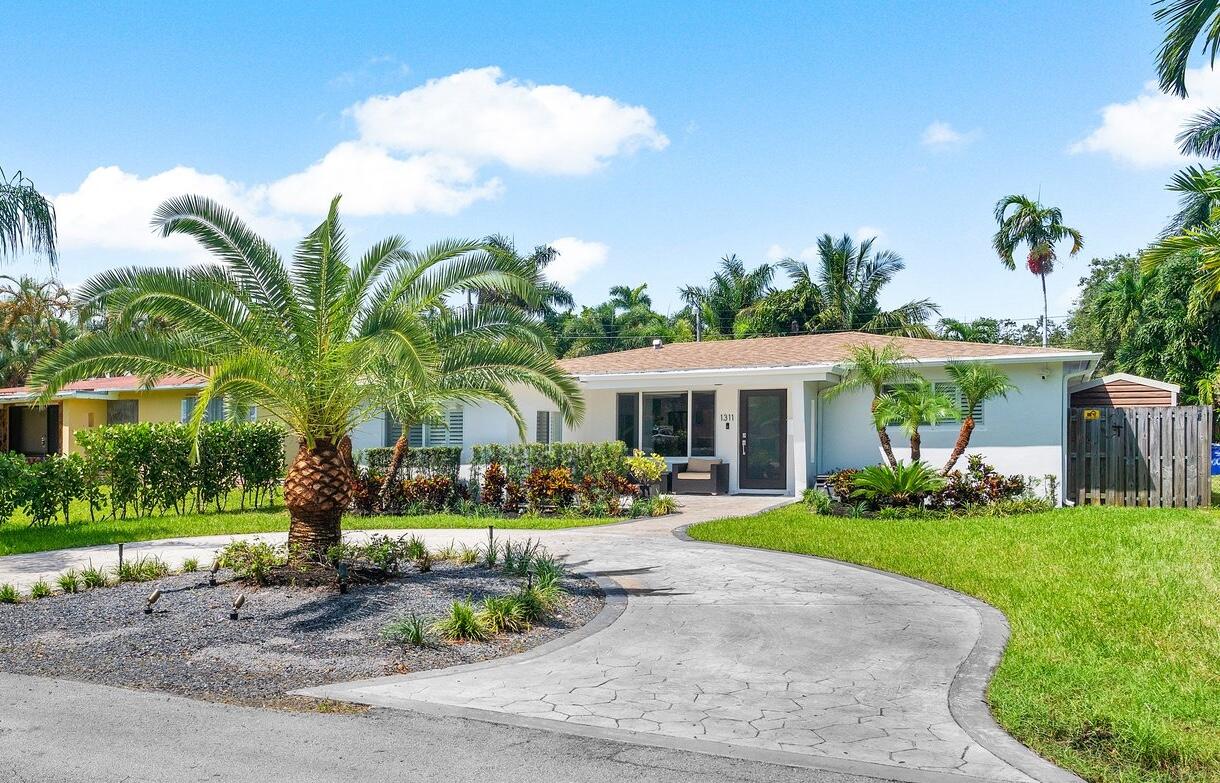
854,225,887,244
765,243,787,261
920,121,979,150
54,68,666,253
54,165,298,260
1070,67,1220,168
350,67,668,175
547,237,608,285
266,143,503,216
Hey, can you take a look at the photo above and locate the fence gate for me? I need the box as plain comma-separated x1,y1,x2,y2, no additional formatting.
1067,406,1213,508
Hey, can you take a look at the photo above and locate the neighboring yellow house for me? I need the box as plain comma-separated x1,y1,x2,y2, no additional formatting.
0,374,212,457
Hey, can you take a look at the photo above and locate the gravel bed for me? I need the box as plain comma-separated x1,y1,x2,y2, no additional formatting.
0,563,603,709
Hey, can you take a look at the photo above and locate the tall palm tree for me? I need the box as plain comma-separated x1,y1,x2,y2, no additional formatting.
31,194,582,558
992,195,1084,347
872,379,959,463
0,168,58,267
1141,225,1220,314
823,342,916,467
478,234,574,318
679,254,774,337
780,234,939,337
0,276,77,386
940,362,1016,474
1155,0,1220,98
371,314,579,510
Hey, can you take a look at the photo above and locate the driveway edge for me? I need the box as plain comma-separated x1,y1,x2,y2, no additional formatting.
675,519,1086,783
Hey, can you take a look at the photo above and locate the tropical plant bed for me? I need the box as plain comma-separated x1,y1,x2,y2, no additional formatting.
0,562,603,710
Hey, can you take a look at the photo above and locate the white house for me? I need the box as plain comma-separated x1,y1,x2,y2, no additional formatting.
351,331,1101,500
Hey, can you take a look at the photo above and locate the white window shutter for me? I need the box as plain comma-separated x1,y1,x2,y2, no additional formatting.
180,397,196,423
408,424,425,448
447,407,464,446
536,411,550,444
549,413,562,443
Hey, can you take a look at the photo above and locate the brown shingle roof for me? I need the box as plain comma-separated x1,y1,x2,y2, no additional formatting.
558,331,1091,376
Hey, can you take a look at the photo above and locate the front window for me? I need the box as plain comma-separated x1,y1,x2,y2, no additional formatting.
691,391,715,456
642,392,688,457
616,393,638,448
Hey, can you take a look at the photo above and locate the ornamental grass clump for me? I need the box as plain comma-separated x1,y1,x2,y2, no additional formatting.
181,557,199,573
381,614,430,647
56,570,81,594
430,600,490,642
115,555,170,583
478,595,529,634
28,580,52,599
80,563,109,589
0,583,20,604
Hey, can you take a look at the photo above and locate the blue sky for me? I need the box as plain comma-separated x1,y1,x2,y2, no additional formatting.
3,1,1204,326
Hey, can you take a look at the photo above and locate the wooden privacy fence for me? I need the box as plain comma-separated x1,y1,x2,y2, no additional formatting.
1067,406,1213,508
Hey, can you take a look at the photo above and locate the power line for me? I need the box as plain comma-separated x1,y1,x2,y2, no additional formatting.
557,315,1073,340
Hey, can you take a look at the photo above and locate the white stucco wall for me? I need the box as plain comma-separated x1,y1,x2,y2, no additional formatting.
817,362,1068,490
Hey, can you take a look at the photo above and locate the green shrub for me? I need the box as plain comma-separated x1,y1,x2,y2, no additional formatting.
28,580,52,599
624,450,666,484
23,455,88,526
825,468,860,501
648,494,679,516
470,442,628,497
381,614,430,646
181,557,199,573
802,488,833,514
217,539,283,585
523,467,577,513
479,595,529,633
928,455,1027,510
80,563,109,589
0,584,19,604
512,583,564,621
364,446,461,482
430,600,490,641
56,570,81,594
851,461,946,508
0,451,30,525
116,556,170,583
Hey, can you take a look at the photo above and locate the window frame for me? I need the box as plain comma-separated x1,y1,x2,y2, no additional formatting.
879,382,982,428
618,390,717,459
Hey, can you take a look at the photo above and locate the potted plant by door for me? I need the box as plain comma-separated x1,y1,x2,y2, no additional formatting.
625,450,668,498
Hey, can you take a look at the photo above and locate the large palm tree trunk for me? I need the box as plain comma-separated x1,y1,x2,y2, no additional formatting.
1040,272,1049,347
379,434,409,511
910,430,921,463
284,438,352,560
942,417,975,475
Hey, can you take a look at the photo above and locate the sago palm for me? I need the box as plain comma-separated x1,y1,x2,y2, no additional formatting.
940,362,1016,474
872,379,958,463
0,167,58,267
31,194,582,558
992,195,1084,347
823,342,916,467
370,320,580,510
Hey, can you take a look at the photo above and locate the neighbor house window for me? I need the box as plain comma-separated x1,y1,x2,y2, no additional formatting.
642,392,688,457
691,391,715,456
180,396,225,423
536,410,562,444
387,407,463,447
106,400,139,425
616,393,638,448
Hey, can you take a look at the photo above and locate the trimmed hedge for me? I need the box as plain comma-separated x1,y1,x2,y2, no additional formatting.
362,446,462,482
0,421,287,526
470,441,628,490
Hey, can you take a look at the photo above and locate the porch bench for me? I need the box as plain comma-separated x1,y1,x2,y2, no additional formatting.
670,458,729,495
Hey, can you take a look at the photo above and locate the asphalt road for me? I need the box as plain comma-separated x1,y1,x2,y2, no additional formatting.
0,673,900,783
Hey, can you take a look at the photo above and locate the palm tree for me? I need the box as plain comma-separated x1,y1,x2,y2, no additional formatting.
1162,165,1220,235
371,315,578,510
779,234,939,337
0,168,58,267
823,342,916,467
992,195,1084,347
679,254,774,337
0,276,77,385
1141,225,1220,314
1155,0,1220,98
477,234,574,320
940,363,1017,474
31,194,582,558
872,379,959,463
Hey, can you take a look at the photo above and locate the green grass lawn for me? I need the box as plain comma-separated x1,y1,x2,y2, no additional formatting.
688,504,1220,783
0,501,616,557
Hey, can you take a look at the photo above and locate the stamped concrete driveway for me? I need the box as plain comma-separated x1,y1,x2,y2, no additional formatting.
0,496,1077,783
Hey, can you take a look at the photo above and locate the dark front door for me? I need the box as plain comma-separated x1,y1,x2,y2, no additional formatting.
739,390,786,490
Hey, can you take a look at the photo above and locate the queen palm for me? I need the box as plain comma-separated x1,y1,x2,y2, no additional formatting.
872,379,959,464
31,194,582,558
679,254,774,337
1,167,58,266
371,316,579,510
940,362,1016,474
992,195,1084,347
823,342,916,467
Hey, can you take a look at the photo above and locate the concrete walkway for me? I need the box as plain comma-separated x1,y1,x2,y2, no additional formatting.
0,497,1078,783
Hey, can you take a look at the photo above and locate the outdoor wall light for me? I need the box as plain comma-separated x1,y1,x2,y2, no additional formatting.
336,561,349,594
230,593,246,620
144,589,162,614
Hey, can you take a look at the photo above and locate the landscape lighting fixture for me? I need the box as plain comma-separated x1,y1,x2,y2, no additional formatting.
209,559,221,587
144,589,162,615
230,593,246,621
336,561,349,594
